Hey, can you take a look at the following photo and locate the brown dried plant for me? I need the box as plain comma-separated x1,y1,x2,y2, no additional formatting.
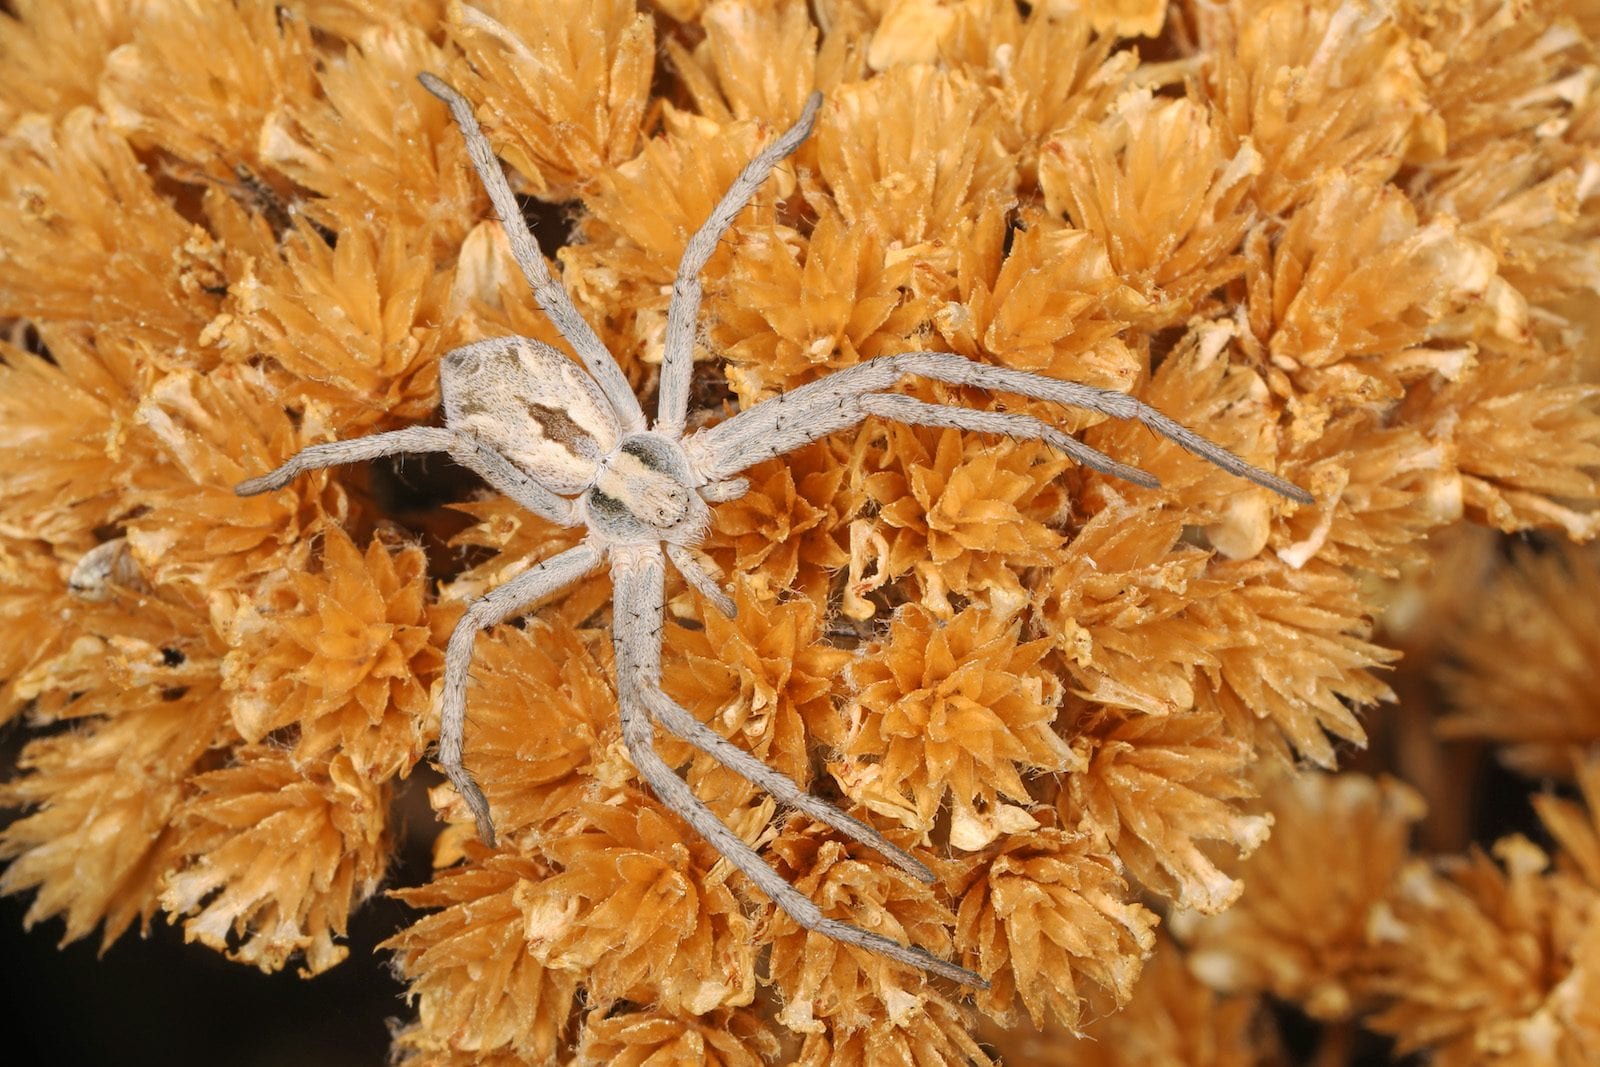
2,0,1599,1064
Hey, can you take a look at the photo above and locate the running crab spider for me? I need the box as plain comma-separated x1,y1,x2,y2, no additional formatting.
238,73,1313,988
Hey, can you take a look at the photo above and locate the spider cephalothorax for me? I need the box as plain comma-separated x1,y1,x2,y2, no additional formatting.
238,74,1311,987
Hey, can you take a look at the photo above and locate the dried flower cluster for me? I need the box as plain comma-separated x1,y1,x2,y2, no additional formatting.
2,0,1598,1064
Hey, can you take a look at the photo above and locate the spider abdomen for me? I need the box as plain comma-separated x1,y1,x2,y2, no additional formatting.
440,336,621,494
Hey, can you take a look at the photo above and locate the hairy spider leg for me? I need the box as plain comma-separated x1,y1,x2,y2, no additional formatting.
609,544,986,988
637,681,935,883
686,351,1314,503
235,425,581,526
663,542,737,618
440,540,607,845
418,72,646,435
859,393,1160,487
655,92,825,439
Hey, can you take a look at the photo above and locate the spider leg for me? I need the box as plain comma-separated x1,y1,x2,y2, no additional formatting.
656,92,824,439
698,477,750,503
859,392,1160,487
684,351,1313,503
441,539,606,846
639,685,936,884
236,425,581,527
236,426,461,496
663,542,736,619
658,547,937,879
451,434,583,528
418,72,646,435
609,545,985,987
890,353,1313,502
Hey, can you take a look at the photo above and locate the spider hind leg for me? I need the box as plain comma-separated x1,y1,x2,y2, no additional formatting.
641,684,936,884
611,545,985,986
620,689,985,986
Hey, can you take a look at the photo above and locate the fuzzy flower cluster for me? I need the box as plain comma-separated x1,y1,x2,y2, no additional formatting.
2,0,1599,1064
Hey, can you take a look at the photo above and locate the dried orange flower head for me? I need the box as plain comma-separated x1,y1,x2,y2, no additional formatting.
2,0,1599,1064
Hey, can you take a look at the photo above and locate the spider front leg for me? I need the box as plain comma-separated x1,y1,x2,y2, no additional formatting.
858,392,1160,487
681,361,1146,486
419,72,645,435
609,544,985,987
441,539,606,845
664,543,737,619
655,91,824,439
236,426,460,496
684,351,1313,503
236,424,581,527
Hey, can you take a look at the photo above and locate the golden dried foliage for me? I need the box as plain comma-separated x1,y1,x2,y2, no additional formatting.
222,202,457,427
573,107,814,387
1360,834,1600,1066
572,1006,779,1067
0,591,227,950
1032,503,1215,716
1174,771,1426,1021
764,824,966,1037
1419,341,1600,540
1,0,1599,1062
438,0,653,200
427,619,617,840
923,205,1146,383
259,22,473,250
853,424,1073,615
955,822,1159,1030
1061,712,1270,915
0,112,220,351
790,988,993,1067
939,4,1134,182
0,328,137,549
980,933,1282,1067
663,583,851,776
99,0,319,183
702,441,858,603
1189,559,1395,767
0,0,141,124
1534,753,1600,892
709,208,933,394
385,850,579,1063
222,526,439,781
1040,91,1261,324
817,64,1016,255
521,795,760,1014
1241,175,1501,441
159,746,390,976
1198,0,1435,216
121,365,355,602
841,603,1069,848
1438,542,1600,775
666,0,829,128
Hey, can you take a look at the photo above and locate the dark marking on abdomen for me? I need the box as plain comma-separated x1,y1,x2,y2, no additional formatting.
530,402,597,458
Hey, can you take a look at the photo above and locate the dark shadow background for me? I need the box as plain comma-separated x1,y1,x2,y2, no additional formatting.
0,722,436,1067
0,891,404,1067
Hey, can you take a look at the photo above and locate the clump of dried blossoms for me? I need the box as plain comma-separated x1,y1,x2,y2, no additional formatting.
2,0,1599,1063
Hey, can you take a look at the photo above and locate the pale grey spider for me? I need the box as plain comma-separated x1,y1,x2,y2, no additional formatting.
237,73,1312,987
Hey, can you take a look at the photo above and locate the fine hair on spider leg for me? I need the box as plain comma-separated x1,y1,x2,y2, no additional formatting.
236,72,1312,989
